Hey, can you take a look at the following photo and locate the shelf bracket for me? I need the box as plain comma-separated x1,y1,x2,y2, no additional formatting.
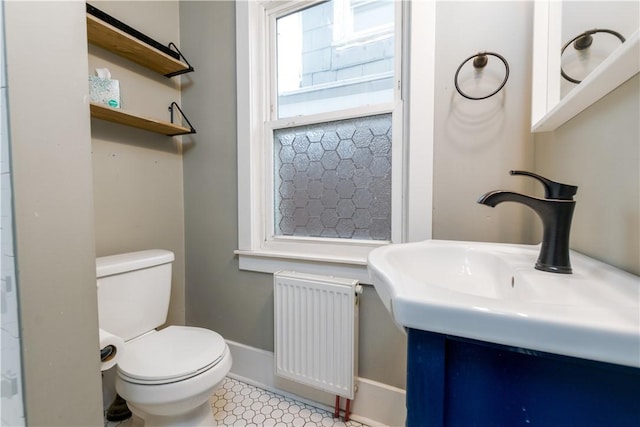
168,102,196,136
165,43,195,77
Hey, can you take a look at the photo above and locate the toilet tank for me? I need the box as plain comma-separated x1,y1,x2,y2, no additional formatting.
97,249,175,341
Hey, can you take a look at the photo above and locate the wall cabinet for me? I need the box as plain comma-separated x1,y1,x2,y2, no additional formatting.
531,1,639,132
86,3,195,136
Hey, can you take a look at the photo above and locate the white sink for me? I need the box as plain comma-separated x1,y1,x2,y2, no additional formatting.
368,240,640,368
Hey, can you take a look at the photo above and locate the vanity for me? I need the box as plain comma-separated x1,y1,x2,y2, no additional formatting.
365,1,639,424
368,240,640,426
404,328,639,426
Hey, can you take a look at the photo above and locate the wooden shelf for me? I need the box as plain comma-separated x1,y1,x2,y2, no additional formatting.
90,103,192,136
86,13,192,77
85,4,195,136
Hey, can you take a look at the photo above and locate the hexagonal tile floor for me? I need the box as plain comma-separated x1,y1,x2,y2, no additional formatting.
105,377,366,427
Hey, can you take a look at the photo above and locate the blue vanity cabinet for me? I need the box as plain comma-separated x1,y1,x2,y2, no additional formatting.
406,328,640,427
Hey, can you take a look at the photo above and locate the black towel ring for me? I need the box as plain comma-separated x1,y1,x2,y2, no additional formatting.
561,29,626,84
454,52,510,100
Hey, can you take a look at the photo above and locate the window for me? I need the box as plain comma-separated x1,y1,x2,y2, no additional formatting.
236,0,435,280
275,0,395,117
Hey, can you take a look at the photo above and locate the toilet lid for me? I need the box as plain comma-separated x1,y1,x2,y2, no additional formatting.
117,326,227,384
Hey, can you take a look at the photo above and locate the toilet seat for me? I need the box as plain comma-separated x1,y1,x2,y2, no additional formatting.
117,326,227,385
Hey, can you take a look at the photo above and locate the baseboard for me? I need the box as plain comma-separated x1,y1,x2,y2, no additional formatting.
225,340,406,427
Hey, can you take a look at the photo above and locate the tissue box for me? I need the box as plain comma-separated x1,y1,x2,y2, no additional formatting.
89,75,120,108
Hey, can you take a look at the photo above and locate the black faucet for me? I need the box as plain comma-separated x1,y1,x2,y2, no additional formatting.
477,171,578,274
509,170,578,200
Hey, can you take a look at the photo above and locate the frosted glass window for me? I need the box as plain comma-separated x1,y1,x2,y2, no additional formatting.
276,0,395,118
274,113,391,240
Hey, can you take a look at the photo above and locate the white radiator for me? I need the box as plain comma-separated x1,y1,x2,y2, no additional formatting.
274,271,361,400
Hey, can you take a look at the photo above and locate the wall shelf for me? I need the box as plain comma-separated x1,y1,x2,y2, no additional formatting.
90,103,194,136
86,3,196,137
86,4,193,77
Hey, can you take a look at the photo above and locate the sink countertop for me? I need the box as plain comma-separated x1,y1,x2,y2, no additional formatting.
368,240,640,368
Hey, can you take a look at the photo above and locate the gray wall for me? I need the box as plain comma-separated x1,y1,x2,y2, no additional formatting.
4,2,103,425
5,1,187,423
179,1,275,353
180,0,407,390
88,1,186,327
178,1,403,375
180,1,536,390
535,75,640,275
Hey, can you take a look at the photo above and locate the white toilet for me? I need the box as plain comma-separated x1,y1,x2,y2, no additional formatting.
97,249,232,426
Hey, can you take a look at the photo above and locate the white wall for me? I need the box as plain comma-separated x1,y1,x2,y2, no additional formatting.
535,74,639,275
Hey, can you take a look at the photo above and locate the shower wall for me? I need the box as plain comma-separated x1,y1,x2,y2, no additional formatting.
0,1,25,423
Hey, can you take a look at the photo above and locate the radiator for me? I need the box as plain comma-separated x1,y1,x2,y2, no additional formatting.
274,271,361,400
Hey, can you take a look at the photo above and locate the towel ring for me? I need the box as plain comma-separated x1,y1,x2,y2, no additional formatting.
561,29,626,84
454,52,509,100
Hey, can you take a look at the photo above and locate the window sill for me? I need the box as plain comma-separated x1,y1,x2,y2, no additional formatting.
234,249,372,284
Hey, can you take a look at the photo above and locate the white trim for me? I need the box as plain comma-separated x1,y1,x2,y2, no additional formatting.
404,0,434,242
268,5,279,121
236,250,371,284
391,102,404,243
531,0,562,129
226,339,406,427
236,0,267,251
236,0,434,275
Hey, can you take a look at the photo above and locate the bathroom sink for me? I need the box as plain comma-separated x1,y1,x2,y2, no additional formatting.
368,240,640,367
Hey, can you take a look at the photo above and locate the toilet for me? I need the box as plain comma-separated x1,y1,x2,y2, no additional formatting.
97,249,232,426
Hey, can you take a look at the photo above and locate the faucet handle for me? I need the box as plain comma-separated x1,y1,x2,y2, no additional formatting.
510,170,578,200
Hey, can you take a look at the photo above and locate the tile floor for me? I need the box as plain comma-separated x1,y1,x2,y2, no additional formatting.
105,377,366,427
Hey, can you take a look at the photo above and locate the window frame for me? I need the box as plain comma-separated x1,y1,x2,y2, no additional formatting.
236,0,435,282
